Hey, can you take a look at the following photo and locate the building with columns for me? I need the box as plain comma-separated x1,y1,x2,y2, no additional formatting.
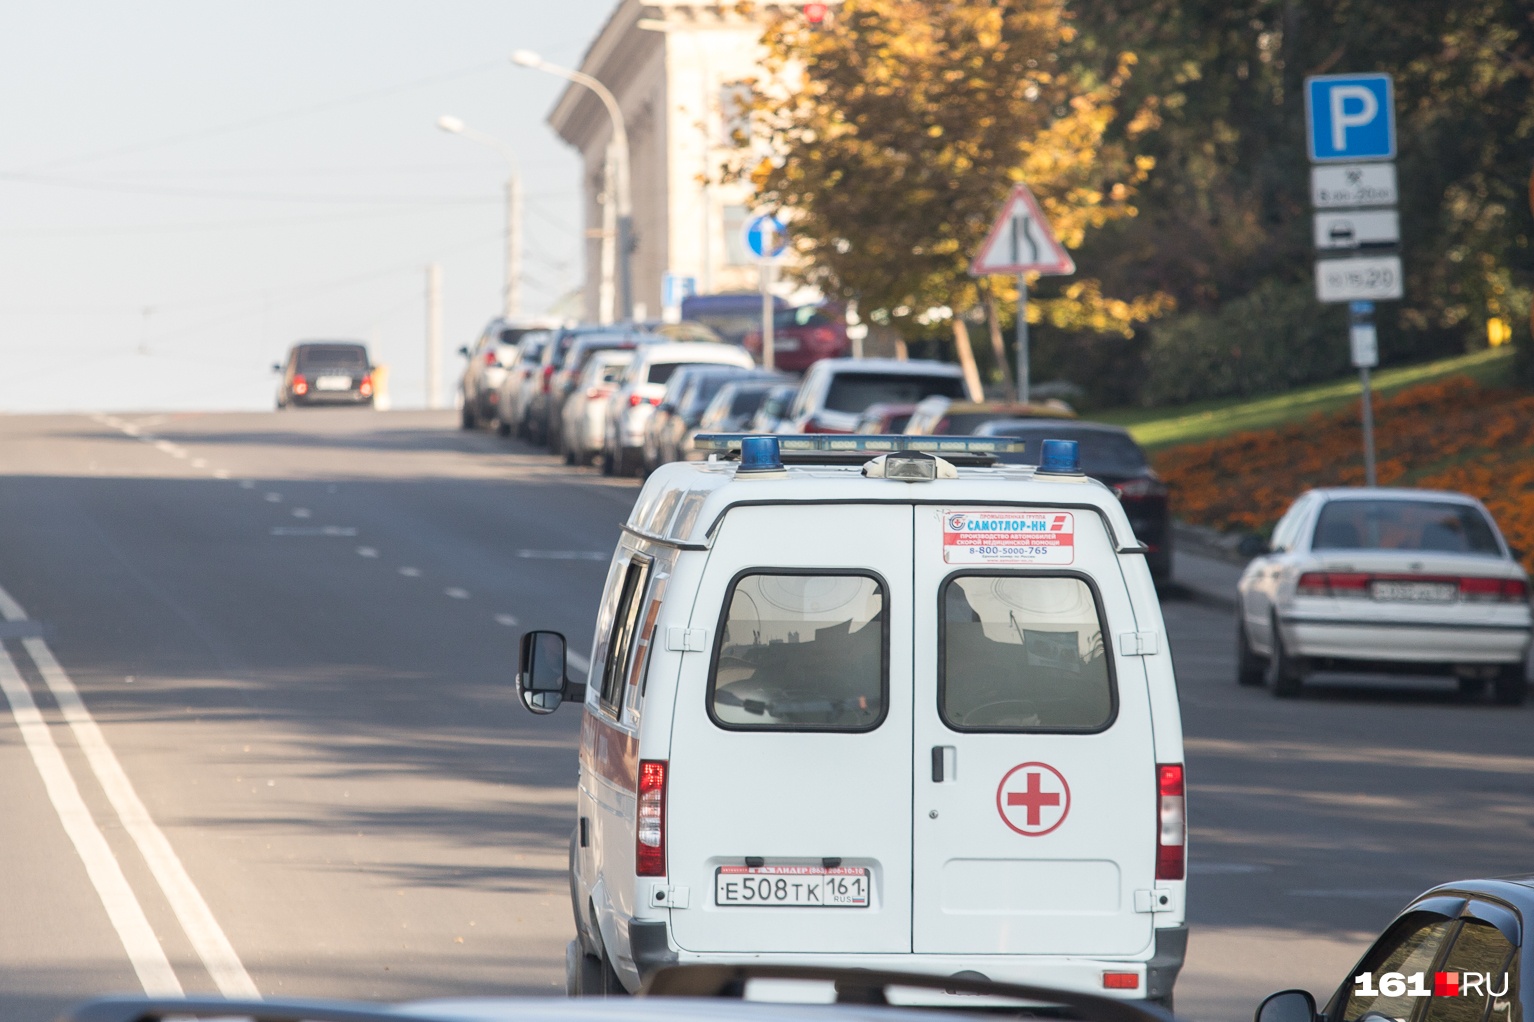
548,1,827,324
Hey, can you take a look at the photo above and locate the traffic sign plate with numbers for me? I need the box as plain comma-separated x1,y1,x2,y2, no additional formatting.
1315,255,1404,303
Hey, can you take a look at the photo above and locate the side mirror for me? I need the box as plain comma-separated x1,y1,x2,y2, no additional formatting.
1238,534,1272,558
272,363,283,374
517,630,577,714
458,346,471,358
1256,990,1318,1022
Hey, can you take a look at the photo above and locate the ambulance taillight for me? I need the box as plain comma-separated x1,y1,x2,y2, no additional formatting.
1156,764,1185,880
637,760,667,876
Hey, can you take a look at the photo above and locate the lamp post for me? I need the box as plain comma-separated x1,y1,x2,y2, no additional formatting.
511,49,633,323
437,115,522,321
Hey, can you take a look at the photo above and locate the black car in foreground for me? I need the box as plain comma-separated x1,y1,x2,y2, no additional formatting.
274,341,374,409
58,964,1175,1022
1257,875,1529,1022
973,419,1172,582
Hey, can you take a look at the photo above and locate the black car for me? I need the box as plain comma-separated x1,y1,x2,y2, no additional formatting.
1257,876,1528,1022
274,342,374,409
59,963,1176,1021
972,419,1172,582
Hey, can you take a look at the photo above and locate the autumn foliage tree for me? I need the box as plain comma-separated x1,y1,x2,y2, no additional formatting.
743,0,1171,356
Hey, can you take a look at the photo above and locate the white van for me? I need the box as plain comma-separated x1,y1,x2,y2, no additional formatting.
517,434,1187,1004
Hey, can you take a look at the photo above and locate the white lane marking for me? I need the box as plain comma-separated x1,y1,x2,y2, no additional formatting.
213,470,231,480
121,425,141,437
269,526,357,537
0,646,183,996
239,481,255,490
290,508,311,518
515,550,608,561
263,493,281,503
398,567,421,577
494,614,518,627
444,588,470,600
356,547,379,558
190,459,207,470
14,621,260,997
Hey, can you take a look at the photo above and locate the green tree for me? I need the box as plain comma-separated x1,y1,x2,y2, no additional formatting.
742,0,1172,350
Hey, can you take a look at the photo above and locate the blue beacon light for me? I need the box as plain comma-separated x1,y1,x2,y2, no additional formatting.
1037,439,1081,474
737,435,784,473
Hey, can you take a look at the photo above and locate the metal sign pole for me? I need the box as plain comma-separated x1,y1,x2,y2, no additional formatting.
1348,300,1379,486
761,259,775,372
1016,273,1029,404
1360,365,1377,486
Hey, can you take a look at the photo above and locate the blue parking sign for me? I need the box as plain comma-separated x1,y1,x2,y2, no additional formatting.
1306,74,1395,162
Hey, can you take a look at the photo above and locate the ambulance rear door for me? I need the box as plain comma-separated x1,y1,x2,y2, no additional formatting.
911,505,1158,956
666,503,914,954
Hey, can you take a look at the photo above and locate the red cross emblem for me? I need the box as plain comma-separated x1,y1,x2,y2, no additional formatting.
996,762,1071,836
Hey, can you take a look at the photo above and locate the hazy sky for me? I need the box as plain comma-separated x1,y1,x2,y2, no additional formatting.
1,1,618,412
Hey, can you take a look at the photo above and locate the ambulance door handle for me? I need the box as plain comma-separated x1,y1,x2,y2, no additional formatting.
931,746,955,783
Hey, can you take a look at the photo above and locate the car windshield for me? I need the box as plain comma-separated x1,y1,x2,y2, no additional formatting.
687,312,760,345
823,372,967,413
498,327,548,347
987,428,1149,476
1311,499,1503,555
296,345,367,369
728,387,770,416
682,374,738,416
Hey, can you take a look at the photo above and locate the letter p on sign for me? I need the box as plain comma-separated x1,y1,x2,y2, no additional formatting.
1306,74,1395,162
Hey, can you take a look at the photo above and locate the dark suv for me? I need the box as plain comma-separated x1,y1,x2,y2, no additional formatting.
274,342,374,409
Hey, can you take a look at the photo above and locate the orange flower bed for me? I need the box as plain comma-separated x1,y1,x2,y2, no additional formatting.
1154,376,1534,571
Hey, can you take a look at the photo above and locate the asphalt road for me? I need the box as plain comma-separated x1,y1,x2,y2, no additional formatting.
0,409,1528,1022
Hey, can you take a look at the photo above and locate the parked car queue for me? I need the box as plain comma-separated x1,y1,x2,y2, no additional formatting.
455,314,1181,581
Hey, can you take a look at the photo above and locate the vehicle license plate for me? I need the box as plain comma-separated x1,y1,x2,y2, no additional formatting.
1371,580,1456,603
315,375,352,391
715,866,869,908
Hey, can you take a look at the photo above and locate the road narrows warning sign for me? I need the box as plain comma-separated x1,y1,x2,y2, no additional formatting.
970,185,1074,277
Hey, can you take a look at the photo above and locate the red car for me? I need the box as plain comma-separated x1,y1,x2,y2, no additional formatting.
741,304,849,373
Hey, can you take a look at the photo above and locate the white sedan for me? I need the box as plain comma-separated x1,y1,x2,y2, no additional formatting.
1236,487,1531,703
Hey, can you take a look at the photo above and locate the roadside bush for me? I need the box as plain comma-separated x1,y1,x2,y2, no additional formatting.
1141,281,1347,406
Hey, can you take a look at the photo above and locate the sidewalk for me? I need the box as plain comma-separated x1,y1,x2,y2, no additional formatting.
1169,522,1247,608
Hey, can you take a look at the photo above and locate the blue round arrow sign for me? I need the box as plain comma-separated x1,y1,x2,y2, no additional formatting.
744,214,788,259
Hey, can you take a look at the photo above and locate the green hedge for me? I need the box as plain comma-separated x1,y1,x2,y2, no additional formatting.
1141,280,1348,406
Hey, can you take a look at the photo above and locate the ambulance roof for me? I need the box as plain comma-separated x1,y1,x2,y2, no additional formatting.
624,458,1145,553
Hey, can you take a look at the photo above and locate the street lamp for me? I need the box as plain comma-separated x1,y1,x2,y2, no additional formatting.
511,49,633,323
437,114,523,321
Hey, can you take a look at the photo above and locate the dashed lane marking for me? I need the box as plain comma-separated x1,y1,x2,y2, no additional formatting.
269,526,358,537
356,547,379,558
445,588,470,600
515,550,608,561
398,567,422,577
494,614,518,627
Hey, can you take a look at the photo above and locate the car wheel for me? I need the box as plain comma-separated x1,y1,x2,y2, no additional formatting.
564,445,578,466
1268,617,1306,698
1492,664,1528,706
600,447,616,476
565,939,623,997
496,418,511,438
1236,616,1266,687
1457,676,1488,700
460,402,476,430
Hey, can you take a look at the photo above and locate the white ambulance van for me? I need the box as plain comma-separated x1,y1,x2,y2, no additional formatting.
516,434,1187,1004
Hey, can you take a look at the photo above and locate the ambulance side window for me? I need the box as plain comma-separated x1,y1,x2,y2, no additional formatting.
599,556,652,717
939,574,1115,731
708,572,887,731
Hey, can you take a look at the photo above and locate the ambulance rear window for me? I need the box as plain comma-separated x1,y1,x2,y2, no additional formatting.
709,573,886,731
939,575,1114,731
